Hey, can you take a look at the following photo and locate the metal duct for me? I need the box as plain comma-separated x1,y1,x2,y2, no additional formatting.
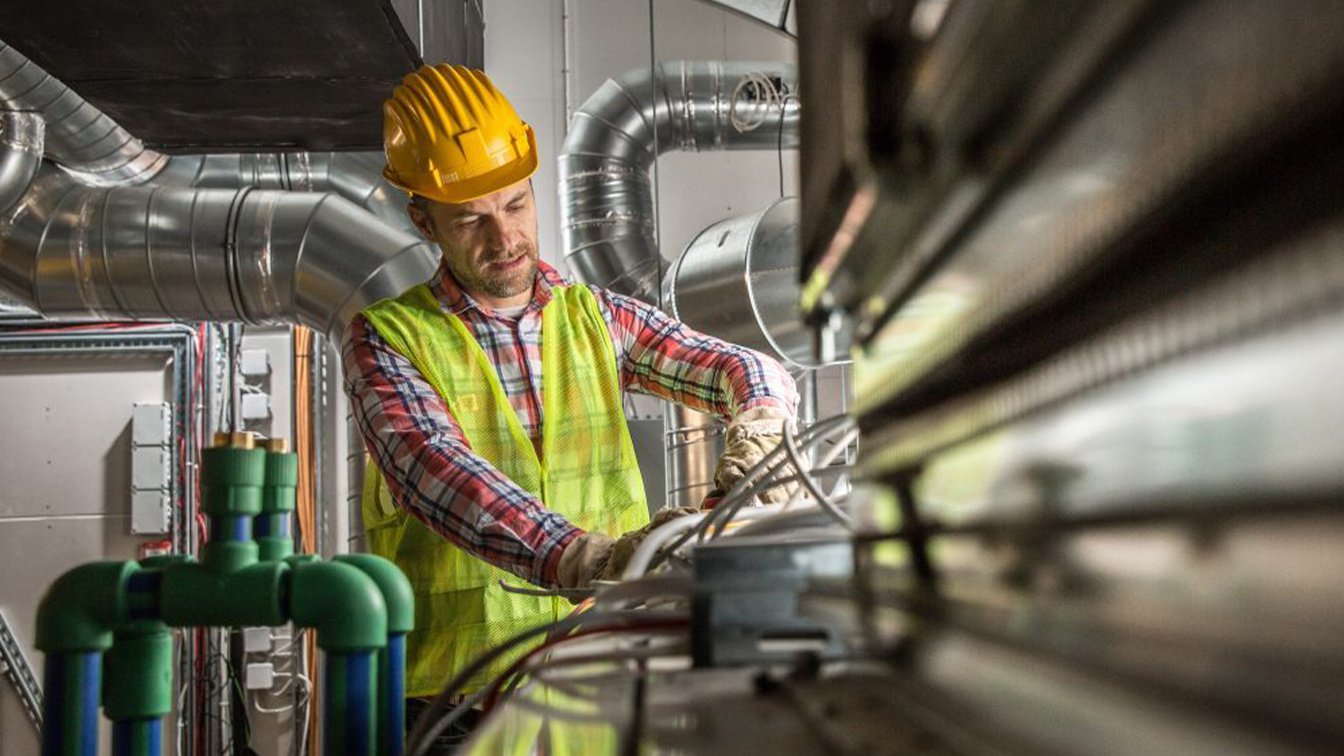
663,197,850,370
0,39,166,184
559,60,799,300
0,111,42,214
0,39,415,234
153,151,418,236
0,171,436,339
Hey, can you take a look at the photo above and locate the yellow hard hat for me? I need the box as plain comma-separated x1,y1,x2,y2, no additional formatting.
382,64,538,204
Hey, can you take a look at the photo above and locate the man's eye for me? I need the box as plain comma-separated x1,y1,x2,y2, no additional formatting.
456,217,482,228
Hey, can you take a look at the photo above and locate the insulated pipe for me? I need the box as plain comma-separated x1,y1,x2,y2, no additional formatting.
0,110,43,213
0,175,438,340
256,440,298,561
559,61,798,301
334,554,415,756
0,40,166,184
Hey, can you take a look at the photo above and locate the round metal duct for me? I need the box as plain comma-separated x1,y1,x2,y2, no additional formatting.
664,197,849,370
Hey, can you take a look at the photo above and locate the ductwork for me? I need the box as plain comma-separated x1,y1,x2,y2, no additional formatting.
663,196,852,370
152,151,418,236
0,169,434,338
0,39,436,338
559,60,799,301
0,110,42,214
0,39,167,185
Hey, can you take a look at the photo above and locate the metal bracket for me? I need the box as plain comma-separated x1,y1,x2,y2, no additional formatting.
0,606,43,731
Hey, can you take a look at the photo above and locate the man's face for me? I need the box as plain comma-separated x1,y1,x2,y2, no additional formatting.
408,179,540,308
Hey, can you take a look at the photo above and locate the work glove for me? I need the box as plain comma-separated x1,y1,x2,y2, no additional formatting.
556,506,700,589
713,405,797,504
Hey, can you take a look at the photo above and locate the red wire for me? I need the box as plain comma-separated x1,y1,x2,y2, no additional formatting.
481,618,687,712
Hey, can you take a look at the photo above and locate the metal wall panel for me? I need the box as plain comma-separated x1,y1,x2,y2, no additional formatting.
0,351,174,754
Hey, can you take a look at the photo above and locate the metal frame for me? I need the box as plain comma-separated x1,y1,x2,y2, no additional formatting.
0,606,42,732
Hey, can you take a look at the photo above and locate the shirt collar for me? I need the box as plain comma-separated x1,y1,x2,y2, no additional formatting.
428,257,569,317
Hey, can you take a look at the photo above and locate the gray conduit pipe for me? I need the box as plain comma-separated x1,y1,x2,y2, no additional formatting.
559,61,798,301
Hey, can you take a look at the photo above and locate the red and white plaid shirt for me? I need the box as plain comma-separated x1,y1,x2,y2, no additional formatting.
343,259,797,587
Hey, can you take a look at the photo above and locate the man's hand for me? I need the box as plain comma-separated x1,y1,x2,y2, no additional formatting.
714,405,797,504
556,506,700,588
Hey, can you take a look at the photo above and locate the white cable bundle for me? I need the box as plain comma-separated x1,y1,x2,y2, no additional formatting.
729,71,797,133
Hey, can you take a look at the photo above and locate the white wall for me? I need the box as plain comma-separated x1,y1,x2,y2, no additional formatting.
483,0,799,273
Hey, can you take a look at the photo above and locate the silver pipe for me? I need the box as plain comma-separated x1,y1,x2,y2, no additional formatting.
0,172,437,339
153,151,419,236
663,197,851,369
558,60,799,301
0,110,43,213
0,39,167,184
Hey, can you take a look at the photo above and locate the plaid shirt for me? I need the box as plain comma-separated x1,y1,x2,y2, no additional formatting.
343,259,798,587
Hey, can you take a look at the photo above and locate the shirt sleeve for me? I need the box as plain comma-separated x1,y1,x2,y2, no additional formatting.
593,287,800,419
341,314,580,587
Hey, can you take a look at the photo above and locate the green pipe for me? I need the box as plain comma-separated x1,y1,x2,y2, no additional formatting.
334,555,414,755
200,442,265,572
36,562,136,653
256,441,298,561
102,621,172,723
37,562,135,755
158,560,290,628
289,560,388,651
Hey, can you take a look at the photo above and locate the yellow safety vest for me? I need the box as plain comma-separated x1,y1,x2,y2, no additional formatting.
360,283,649,697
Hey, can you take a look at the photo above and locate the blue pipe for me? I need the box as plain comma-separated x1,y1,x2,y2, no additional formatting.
324,651,377,756
111,719,162,756
41,652,100,756
382,633,407,756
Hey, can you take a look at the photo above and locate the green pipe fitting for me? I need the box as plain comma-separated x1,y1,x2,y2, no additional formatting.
103,621,172,721
289,561,388,651
36,562,137,653
158,560,290,628
201,443,266,517
257,440,298,561
333,555,415,634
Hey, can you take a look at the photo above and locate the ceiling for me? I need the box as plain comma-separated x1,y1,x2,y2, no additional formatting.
0,0,449,151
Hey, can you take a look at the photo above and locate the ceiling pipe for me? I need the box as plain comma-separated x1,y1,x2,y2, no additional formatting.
0,39,416,234
0,39,167,185
0,110,42,214
0,170,436,339
558,60,799,301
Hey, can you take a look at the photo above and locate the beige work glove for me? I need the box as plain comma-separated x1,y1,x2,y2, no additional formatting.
713,405,797,504
555,506,700,589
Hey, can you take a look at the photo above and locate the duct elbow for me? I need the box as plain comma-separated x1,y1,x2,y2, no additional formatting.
0,111,43,215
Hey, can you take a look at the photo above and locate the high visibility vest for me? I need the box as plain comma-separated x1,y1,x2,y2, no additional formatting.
360,283,649,697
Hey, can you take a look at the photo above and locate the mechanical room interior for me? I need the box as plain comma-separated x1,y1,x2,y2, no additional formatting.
2,1,1342,755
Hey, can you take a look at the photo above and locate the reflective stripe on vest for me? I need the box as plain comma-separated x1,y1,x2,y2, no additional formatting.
360,283,649,696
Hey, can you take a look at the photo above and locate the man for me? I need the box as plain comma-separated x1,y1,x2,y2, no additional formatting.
343,63,797,747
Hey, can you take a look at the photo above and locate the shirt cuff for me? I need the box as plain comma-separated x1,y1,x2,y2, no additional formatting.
537,526,583,587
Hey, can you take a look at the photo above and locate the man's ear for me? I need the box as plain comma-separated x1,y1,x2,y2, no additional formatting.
406,200,436,240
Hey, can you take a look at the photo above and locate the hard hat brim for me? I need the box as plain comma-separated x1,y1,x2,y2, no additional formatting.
383,128,540,205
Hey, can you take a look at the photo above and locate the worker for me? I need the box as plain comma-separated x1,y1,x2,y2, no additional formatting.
343,63,798,750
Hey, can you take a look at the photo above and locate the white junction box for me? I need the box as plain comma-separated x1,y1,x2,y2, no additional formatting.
130,402,173,535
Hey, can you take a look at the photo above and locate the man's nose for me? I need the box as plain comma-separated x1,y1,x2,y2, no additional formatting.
485,215,519,250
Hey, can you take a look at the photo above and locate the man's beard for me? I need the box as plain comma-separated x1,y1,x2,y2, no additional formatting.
464,245,538,300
